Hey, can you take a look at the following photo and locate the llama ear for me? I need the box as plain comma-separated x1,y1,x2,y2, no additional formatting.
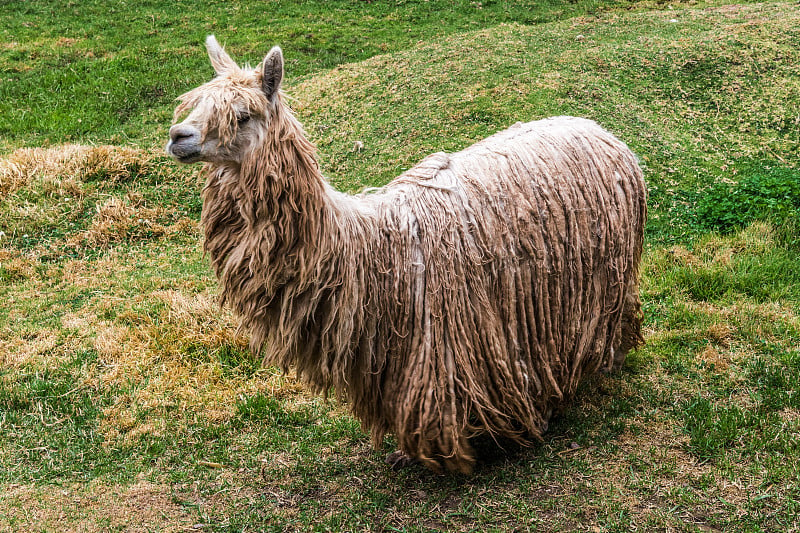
206,35,237,75
261,46,284,102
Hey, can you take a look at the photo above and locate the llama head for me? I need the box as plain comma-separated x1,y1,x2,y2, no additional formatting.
166,36,283,165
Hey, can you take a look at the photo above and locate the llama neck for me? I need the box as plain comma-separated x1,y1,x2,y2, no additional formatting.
203,104,329,269
238,104,329,243
201,103,360,358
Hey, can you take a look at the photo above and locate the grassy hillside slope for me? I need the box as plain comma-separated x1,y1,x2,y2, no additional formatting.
0,0,644,150
1,1,799,531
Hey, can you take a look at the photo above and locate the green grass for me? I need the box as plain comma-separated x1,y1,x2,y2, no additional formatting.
0,0,647,150
698,163,800,233
2,0,800,531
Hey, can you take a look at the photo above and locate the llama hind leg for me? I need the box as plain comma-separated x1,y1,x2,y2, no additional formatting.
611,281,644,373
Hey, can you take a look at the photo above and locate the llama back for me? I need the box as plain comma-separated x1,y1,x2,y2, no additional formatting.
356,116,646,472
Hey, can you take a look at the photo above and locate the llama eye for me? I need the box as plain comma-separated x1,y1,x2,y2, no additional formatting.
237,113,251,125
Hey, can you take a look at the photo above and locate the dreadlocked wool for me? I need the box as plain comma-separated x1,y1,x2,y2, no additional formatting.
167,39,647,473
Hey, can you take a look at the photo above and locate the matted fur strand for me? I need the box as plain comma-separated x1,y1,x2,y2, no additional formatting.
171,45,646,473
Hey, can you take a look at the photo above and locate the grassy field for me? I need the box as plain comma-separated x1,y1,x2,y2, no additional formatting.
1,0,799,531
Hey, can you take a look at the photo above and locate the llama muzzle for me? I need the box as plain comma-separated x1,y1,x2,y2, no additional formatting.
166,124,203,163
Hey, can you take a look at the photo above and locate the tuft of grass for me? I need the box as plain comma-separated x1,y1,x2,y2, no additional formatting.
64,195,192,250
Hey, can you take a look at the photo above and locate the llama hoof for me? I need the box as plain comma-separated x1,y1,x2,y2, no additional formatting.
385,450,417,470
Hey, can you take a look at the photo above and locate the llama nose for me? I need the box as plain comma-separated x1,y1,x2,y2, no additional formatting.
169,124,200,144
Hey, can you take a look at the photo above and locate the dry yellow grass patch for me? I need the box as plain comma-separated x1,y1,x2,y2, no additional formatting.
779,408,800,424
699,344,730,371
62,253,136,290
60,310,98,331
0,248,35,281
664,245,701,267
696,322,737,371
55,37,80,47
0,144,151,199
65,195,197,250
0,328,61,367
90,289,311,444
705,321,734,347
0,480,197,532
154,289,241,348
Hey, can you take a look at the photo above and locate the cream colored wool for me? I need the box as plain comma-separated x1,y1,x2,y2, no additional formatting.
168,38,646,473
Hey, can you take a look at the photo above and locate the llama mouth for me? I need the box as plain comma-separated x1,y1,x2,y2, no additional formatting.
177,152,203,163
167,144,203,163
166,137,204,163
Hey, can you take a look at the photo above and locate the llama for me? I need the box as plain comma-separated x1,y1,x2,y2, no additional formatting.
166,36,647,473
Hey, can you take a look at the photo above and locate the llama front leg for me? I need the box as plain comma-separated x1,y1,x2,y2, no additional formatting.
384,450,418,470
